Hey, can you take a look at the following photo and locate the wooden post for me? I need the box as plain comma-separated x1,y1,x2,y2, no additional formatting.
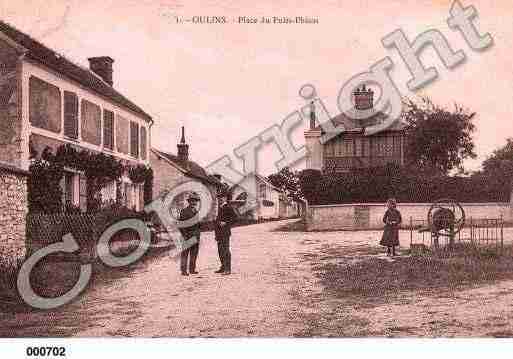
470,217,473,244
449,226,455,250
410,216,412,247
501,214,504,253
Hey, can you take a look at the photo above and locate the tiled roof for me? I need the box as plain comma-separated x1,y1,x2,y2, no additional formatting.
151,148,222,186
0,21,152,123
313,110,406,134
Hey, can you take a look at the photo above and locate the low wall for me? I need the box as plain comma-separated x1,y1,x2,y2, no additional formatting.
0,162,29,261
306,202,513,231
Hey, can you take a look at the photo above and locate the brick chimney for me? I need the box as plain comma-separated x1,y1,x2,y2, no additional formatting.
177,126,189,163
88,56,114,86
309,101,316,130
353,84,373,110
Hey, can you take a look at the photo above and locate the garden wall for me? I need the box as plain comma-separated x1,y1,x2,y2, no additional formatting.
306,202,513,231
0,161,29,261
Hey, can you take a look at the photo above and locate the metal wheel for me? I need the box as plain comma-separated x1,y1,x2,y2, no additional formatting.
427,198,465,237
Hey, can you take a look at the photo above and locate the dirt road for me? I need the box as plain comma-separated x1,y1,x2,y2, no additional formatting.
2,220,513,337
0,220,309,337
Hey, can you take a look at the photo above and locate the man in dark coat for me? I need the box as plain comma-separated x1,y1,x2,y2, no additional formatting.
178,192,201,276
214,192,238,275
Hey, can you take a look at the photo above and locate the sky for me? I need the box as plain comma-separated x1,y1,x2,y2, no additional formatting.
2,0,512,176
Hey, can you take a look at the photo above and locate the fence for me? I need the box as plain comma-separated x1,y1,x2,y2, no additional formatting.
409,216,504,251
26,209,146,261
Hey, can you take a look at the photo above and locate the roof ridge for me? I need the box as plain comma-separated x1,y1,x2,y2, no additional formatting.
0,20,153,122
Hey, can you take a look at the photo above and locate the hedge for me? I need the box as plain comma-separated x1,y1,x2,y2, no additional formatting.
299,164,510,205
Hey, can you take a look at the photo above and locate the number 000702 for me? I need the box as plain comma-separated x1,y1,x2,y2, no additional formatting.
26,346,66,357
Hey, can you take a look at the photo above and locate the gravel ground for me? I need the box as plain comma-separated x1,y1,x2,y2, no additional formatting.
2,219,513,337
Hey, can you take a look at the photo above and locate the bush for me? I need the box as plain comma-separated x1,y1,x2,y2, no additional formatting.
0,254,23,299
299,169,322,203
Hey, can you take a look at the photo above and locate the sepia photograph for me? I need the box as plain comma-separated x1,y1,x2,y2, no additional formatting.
0,0,512,356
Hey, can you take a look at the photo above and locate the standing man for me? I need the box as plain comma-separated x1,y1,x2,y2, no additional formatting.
178,192,201,276
214,192,238,275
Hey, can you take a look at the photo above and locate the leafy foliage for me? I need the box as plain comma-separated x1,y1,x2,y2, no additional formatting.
28,144,154,213
267,167,303,201
300,163,508,205
299,169,322,204
128,164,154,205
28,160,64,213
403,97,477,175
475,138,513,198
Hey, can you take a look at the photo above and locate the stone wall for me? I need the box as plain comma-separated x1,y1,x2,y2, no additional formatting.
0,161,28,261
306,202,513,231
0,38,23,167
150,150,218,221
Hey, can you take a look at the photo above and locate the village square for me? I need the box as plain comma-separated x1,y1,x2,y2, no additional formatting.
1,0,513,341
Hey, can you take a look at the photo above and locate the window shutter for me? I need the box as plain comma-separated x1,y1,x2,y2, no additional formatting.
79,174,87,212
103,110,114,150
139,185,144,211
140,126,147,160
64,91,78,138
130,122,139,158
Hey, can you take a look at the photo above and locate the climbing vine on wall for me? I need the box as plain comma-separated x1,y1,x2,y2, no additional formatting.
28,144,154,213
129,164,154,205
28,159,64,213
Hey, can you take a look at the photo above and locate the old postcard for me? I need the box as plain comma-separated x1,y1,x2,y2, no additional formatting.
0,0,512,356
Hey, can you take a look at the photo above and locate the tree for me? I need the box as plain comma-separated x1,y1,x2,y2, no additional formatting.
478,138,513,200
267,167,303,201
403,97,476,175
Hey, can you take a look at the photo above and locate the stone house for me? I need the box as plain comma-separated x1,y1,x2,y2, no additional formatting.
150,127,222,221
0,21,152,212
304,85,406,173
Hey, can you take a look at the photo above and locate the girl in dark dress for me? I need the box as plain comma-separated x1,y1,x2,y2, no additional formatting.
380,198,402,256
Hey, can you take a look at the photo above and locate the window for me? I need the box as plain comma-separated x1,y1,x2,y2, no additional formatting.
60,171,82,210
116,114,129,154
121,181,143,211
334,140,343,157
259,183,267,199
324,141,334,157
140,126,147,160
63,172,75,206
103,110,114,150
393,135,402,155
374,137,387,156
361,138,369,157
81,99,101,145
64,91,78,139
354,138,362,157
79,175,87,212
384,136,394,156
101,180,117,204
29,76,61,133
130,121,139,158
343,140,354,157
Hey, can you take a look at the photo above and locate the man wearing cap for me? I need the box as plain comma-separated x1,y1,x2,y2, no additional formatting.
214,192,238,275
178,192,201,276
